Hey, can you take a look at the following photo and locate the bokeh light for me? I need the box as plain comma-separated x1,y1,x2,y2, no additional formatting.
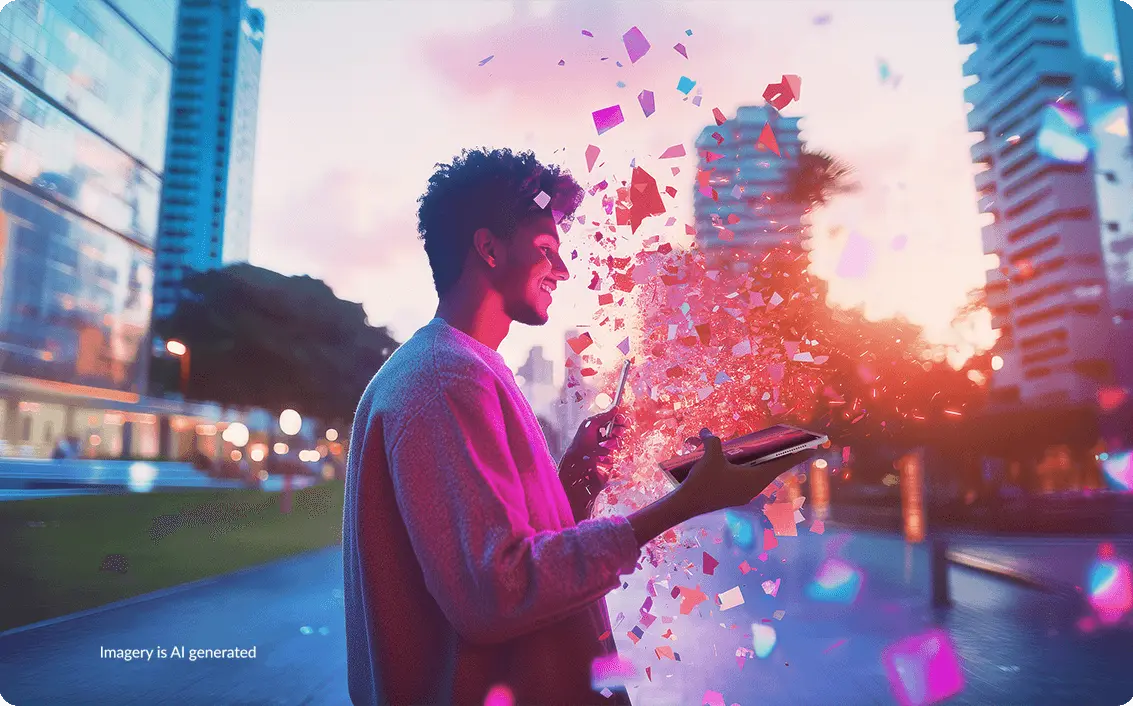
881,629,965,706
751,623,777,658
1099,451,1132,492
806,557,864,603
127,462,158,493
1086,555,1133,625
279,409,302,436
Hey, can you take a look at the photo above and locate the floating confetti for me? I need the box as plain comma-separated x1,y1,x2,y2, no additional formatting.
676,585,709,614
638,89,656,117
756,122,780,156
773,610,785,620
717,585,745,610
533,191,551,209
882,630,965,706
751,623,777,658
622,26,651,63
673,43,688,58
763,503,797,536
568,332,595,354
623,166,666,233
585,144,601,172
813,13,832,24
581,29,594,37
659,144,686,159
763,74,801,110
592,105,625,135
677,76,696,94
478,55,494,67
685,29,693,36
806,558,863,603
703,551,719,575
761,578,780,597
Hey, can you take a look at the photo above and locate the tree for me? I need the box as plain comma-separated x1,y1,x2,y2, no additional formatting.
783,149,860,209
151,264,399,421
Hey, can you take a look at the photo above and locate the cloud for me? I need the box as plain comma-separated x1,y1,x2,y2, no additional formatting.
250,170,428,308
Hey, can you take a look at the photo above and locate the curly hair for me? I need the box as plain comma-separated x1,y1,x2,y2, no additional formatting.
416,147,584,298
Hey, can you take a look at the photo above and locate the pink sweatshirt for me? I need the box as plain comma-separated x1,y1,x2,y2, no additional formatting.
343,317,641,705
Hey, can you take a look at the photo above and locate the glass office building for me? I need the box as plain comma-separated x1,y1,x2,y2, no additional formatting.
153,0,264,320
0,0,175,393
955,0,1133,407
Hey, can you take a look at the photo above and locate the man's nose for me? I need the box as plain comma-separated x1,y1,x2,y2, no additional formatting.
551,253,569,281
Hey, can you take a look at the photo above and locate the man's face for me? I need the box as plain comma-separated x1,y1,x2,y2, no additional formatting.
493,214,569,326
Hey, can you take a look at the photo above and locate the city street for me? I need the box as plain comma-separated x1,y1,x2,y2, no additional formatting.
1,515,1130,705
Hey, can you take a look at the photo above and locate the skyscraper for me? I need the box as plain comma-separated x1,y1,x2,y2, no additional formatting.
0,0,176,392
955,0,1133,408
517,344,555,417
153,0,264,319
692,105,806,259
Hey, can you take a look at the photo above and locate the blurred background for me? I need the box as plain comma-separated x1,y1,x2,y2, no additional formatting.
0,0,1131,704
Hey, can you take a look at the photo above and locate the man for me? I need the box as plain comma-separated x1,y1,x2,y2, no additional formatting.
343,148,814,705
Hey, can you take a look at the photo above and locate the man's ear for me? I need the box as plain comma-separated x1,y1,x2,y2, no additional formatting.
472,227,498,268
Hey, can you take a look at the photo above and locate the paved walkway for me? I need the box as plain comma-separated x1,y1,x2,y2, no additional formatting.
0,519,1130,705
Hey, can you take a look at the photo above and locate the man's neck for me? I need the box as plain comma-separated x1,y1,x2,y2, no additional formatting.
435,289,511,351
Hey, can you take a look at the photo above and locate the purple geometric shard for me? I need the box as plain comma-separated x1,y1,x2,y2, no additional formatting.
592,105,625,135
638,89,655,118
622,26,651,64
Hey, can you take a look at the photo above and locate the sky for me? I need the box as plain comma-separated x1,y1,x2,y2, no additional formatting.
247,0,994,384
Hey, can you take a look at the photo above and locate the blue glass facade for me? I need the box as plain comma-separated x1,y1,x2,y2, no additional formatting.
0,0,174,393
154,0,263,320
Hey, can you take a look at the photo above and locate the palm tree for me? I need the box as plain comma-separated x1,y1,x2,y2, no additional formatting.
783,149,859,208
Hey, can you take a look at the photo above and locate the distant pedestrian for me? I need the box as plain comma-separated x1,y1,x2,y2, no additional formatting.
341,148,817,706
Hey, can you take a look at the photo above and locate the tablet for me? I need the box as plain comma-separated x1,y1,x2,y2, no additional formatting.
658,424,828,486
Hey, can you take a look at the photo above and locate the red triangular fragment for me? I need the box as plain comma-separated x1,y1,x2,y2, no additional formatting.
626,166,666,233
756,123,780,156
712,107,726,125
705,151,725,163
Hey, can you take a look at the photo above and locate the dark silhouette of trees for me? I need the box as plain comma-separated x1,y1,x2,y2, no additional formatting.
151,264,399,422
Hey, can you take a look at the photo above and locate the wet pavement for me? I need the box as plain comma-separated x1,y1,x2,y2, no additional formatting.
0,516,1130,705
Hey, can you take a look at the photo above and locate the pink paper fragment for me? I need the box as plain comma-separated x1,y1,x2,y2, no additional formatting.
622,26,651,64
659,144,686,159
592,105,625,135
674,43,688,58
585,144,601,172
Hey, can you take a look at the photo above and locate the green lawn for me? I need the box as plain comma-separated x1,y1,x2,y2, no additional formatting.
0,481,345,633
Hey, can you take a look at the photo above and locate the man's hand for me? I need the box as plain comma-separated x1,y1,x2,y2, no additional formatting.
674,428,817,518
559,408,627,522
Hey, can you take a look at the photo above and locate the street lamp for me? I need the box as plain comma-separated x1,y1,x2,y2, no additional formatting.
166,339,190,399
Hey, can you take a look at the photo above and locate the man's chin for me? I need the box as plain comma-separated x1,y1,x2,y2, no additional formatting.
509,303,550,326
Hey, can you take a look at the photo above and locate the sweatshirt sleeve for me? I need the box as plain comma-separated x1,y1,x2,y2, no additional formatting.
386,366,640,646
